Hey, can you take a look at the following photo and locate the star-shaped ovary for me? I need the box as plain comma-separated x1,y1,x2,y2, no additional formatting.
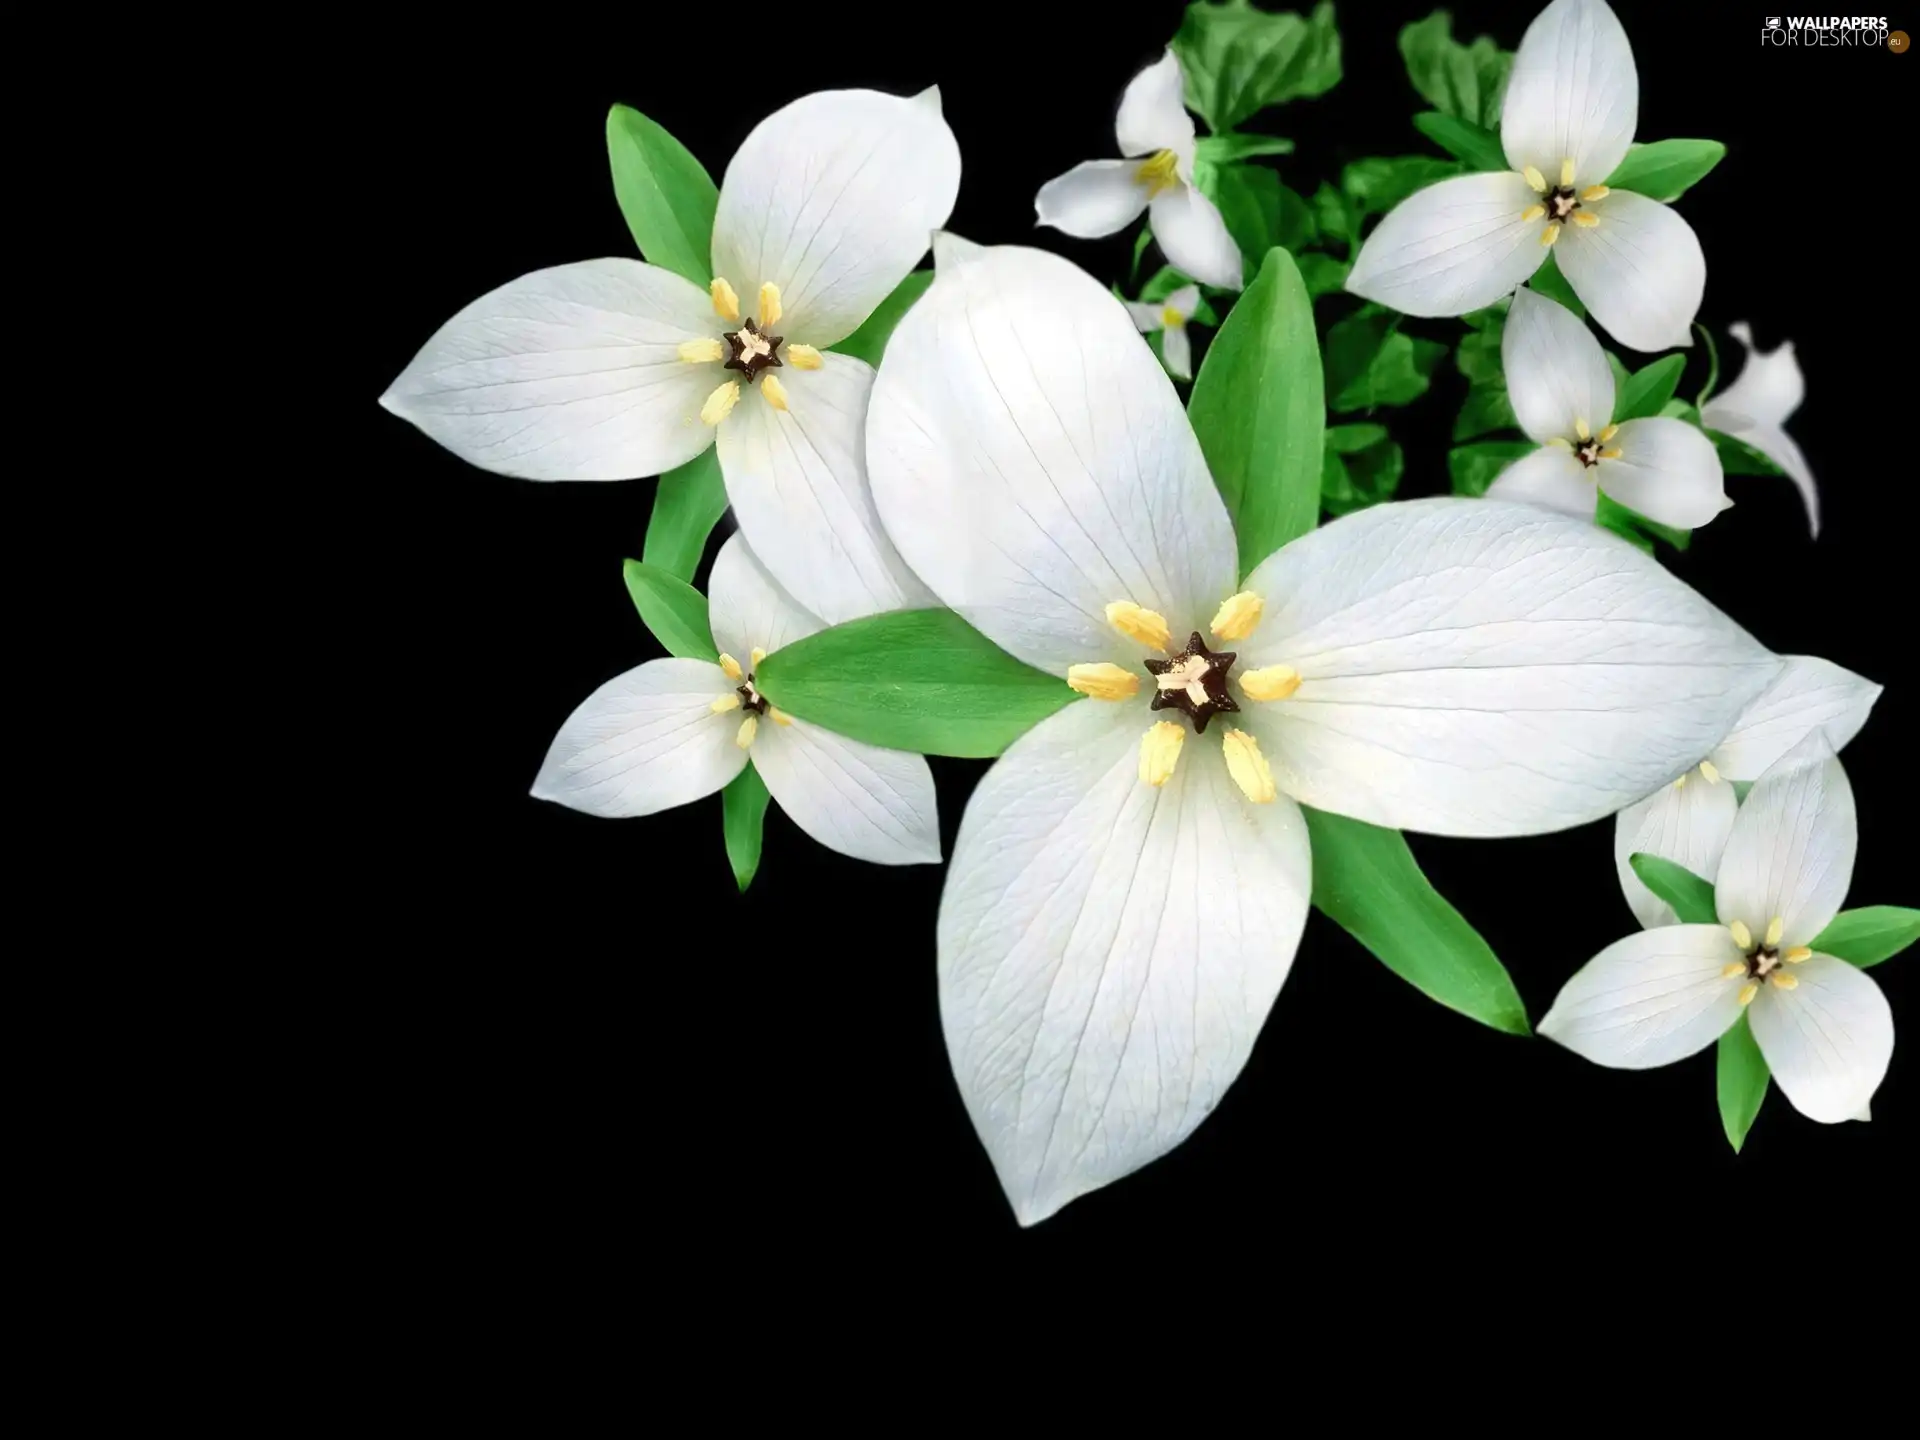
1143,633,1239,733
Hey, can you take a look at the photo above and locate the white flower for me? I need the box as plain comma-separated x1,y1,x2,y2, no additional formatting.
1125,283,1201,380
1346,0,1705,352
1615,654,1881,928
531,533,940,867
1543,733,1894,1125
866,239,1779,1224
381,88,958,626
1701,322,1821,536
1034,50,1242,291
1487,289,1726,528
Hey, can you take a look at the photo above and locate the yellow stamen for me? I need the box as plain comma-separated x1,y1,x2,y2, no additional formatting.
1210,590,1264,642
1720,963,1747,980
700,380,741,426
1066,662,1141,701
1239,664,1301,702
710,277,741,324
1699,759,1721,784
1674,774,1689,789
750,647,767,670
1160,305,1183,328
1136,149,1181,197
1765,916,1784,948
1105,600,1172,652
758,282,782,329
786,343,824,370
1523,165,1547,192
1581,184,1610,202
1738,983,1759,1007
1560,157,1576,187
678,337,725,364
1729,920,1753,951
1598,423,1619,442
1771,972,1799,991
1221,728,1277,804
735,715,759,749
1785,947,1812,964
1572,211,1600,228
710,693,742,714
1521,203,1547,223
768,706,793,727
1598,446,1624,461
1541,223,1562,247
1575,418,1591,441
761,373,790,412
718,653,744,682
1547,436,1573,451
1138,721,1185,788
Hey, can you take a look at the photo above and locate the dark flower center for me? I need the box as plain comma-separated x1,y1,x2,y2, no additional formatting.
723,318,785,384
1575,437,1604,467
1143,632,1240,733
737,675,768,714
1548,185,1581,221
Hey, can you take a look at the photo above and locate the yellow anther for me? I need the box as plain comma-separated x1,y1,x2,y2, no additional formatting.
1673,774,1689,789
1765,916,1784,948
1521,203,1547,223
1771,972,1799,991
1598,423,1619,442
1523,165,1548,192
1699,759,1721,784
786,344,824,370
1720,963,1747,980
1560,157,1576,187
750,647,767,669
1541,223,1562,247
1138,721,1185,788
735,714,759,749
1785,947,1812,964
1160,305,1183,328
1239,664,1302,702
1729,920,1753,951
718,653,744,682
1598,446,1624,461
1221,728,1277,804
710,692,742,714
1066,662,1141,701
758,281,783,329
1575,418,1591,440
700,380,741,426
711,276,741,324
1210,590,1265,641
1547,436,1573,450
761,373,790,412
1582,185,1610,202
768,706,793,727
1136,148,1181,196
678,337,725,364
1105,600,1172,652
1738,983,1759,1007
1572,211,1600,228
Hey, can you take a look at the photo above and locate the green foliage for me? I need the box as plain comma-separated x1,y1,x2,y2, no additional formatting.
1412,110,1507,171
1604,140,1727,202
1339,155,1461,218
1195,133,1296,163
1717,1016,1770,1153
1296,252,1350,297
1614,355,1688,423
643,448,729,583
721,764,772,892
1324,309,1446,411
1811,907,1920,968
833,272,934,366
1172,0,1343,133
1526,253,1584,316
1322,425,1404,515
1711,430,1786,477
606,105,718,285
622,559,718,663
1398,9,1512,127
1448,439,1536,497
1196,162,1315,272
1598,494,1692,552
1628,853,1718,923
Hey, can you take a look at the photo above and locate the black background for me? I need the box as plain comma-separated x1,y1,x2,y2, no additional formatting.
353,1,1911,1281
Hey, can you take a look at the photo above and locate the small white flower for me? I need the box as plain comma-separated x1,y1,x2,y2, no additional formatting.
1124,283,1201,380
1034,50,1242,291
1486,289,1726,528
1701,322,1821,536
531,534,940,867
1346,0,1706,352
1544,733,1894,1126
382,88,958,626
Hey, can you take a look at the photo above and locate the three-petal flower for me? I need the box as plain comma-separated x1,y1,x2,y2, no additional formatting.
1125,283,1202,380
1701,321,1822,536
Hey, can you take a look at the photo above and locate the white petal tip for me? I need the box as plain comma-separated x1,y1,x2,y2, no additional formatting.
1729,320,1755,345
912,84,943,113
931,230,984,273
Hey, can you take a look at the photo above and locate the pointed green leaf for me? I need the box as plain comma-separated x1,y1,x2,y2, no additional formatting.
622,559,717,662
1717,1014,1770,1153
1195,164,1315,269
831,271,933,367
1709,429,1786,477
1172,0,1343,133
1810,906,1920,968
1447,439,1535,497
1339,155,1461,218
1321,427,1403,516
1188,248,1324,576
1308,181,1355,252
1603,139,1726,202
1303,807,1529,1035
1398,10,1512,127
752,608,1074,758
721,763,772,892
1454,379,1516,441
1324,309,1444,411
1615,354,1687,423
1296,252,1350,297
1629,853,1719,924
642,447,729,582
606,105,718,285
1411,110,1508,172
1195,132,1296,163
1695,323,1722,408
1527,251,1584,316
1130,227,1154,285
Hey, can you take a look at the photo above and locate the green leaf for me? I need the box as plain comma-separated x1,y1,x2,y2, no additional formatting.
1188,248,1324,576
1598,493,1691,551
1296,252,1350,297
1810,906,1920,968
1339,155,1461,218
1716,1015,1770,1153
1195,132,1296,163
1661,398,1701,423
1628,853,1718,924
832,271,933,367
1695,323,1721,408
1615,354,1687,422
606,105,718,286
1130,227,1155,285
642,448,729,582
1397,10,1512,127
1452,320,1516,444
1447,439,1535,497
1453,382,1516,442
622,559,718,662
1606,349,1632,394
1454,318,1504,382
1309,181,1355,253
1709,429,1786,477
1527,252,1584,316
1604,139,1727,202
1303,807,1529,1035
1196,164,1314,269
1321,428,1403,516
1411,110,1507,171
1324,422,1389,454
753,609,1074,758
721,764,772,892
1172,0,1343,133
1324,310,1444,411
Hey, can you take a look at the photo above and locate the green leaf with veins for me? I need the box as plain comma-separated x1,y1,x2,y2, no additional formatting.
1172,0,1343,133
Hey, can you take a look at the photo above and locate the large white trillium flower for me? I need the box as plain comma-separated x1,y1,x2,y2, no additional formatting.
532,534,940,867
1126,283,1201,380
381,88,957,625
1615,655,1881,928
1488,289,1726,528
1034,50,1242,291
1701,322,1822,536
866,240,1779,1225
1544,735,1894,1125
1346,0,1705,352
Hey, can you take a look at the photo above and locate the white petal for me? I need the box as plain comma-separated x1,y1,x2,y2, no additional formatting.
1704,321,1805,426
710,89,960,348
1234,498,1780,837
1503,287,1616,441
1167,284,1201,316
751,722,940,866
1124,301,1165,332
1500,0,1639,187
1554,193,1704,353
932,230,986,274
1710,655,1882,782
1344,172,1549,318
1149,184,1243,290
1114,49,1196,158
939,699,1312,1226
530,659,745,817
716,354,935,627
1715,732,1856,948
1485,444,1598,519
1613,778,1739,929
707,532,823,665
1034,160,1150,239
1161,323,1193,381
1539,925,1747,1068
1710,418,1821,538
380,260,721,481
867,244,1238,676
1749,955,1894,1124
1597,418,1727,529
